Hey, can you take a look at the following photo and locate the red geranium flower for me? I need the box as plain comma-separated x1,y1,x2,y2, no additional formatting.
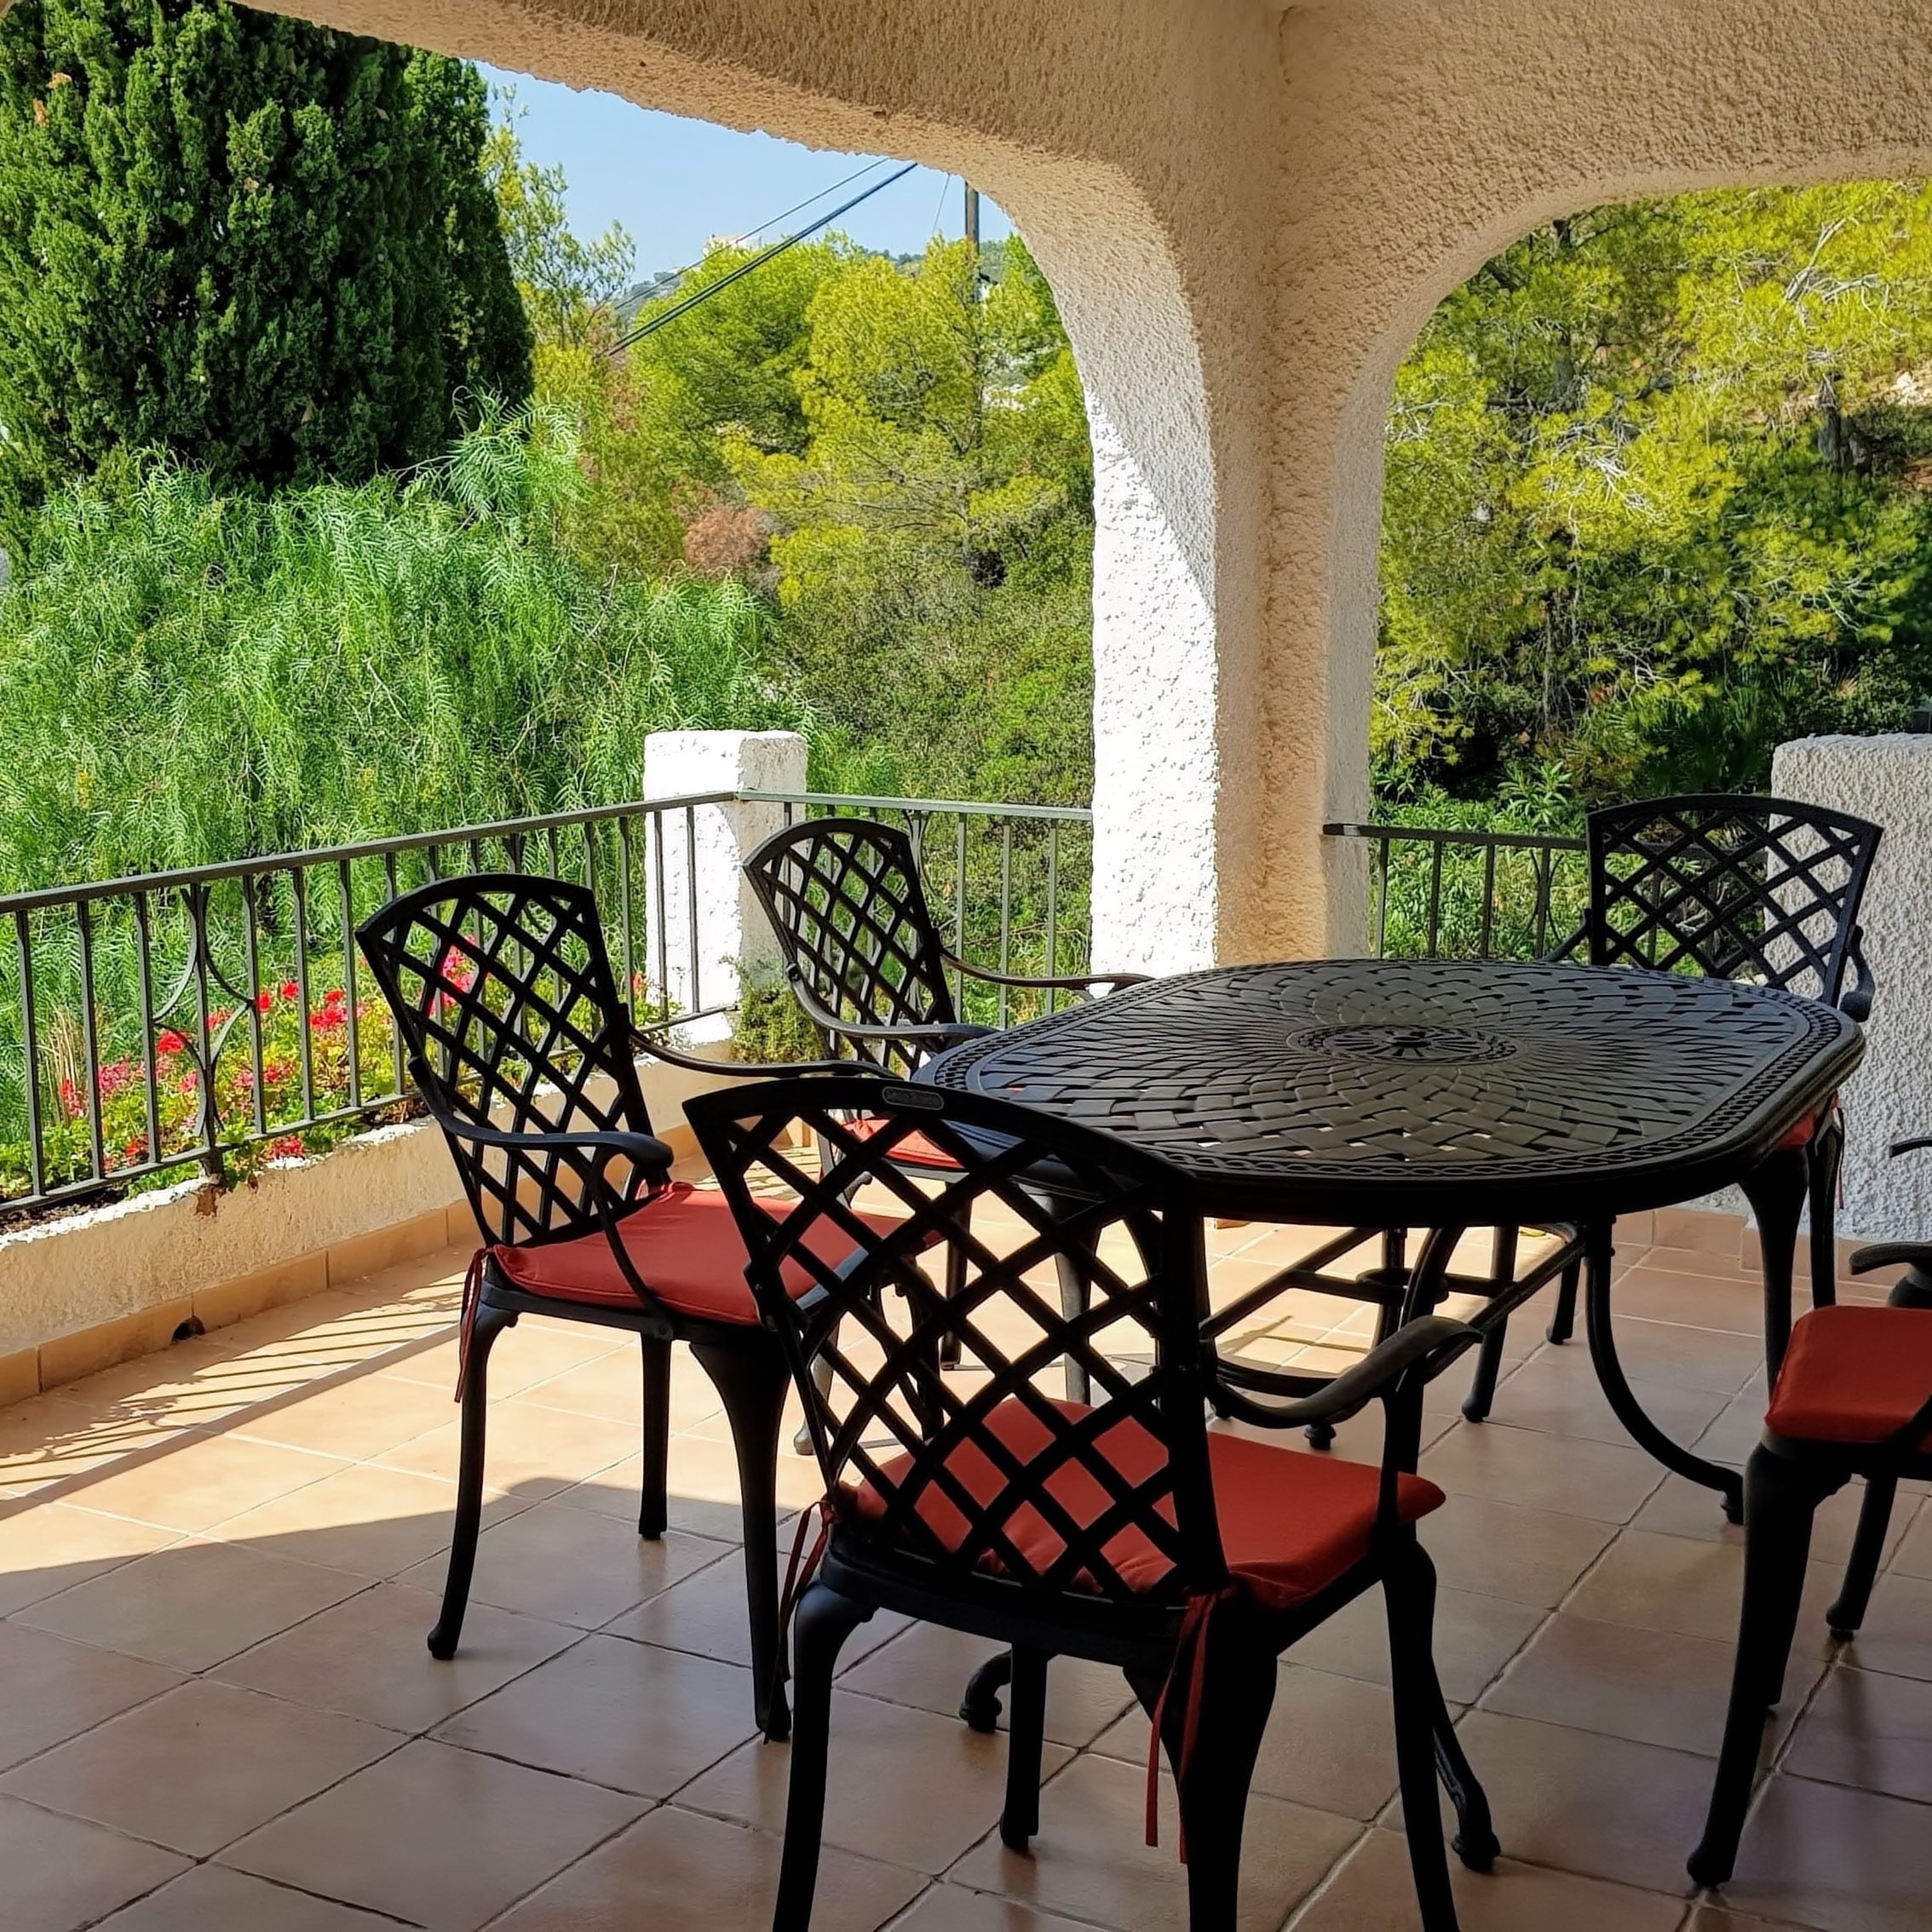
156,1030,187,1055
256,992,273,1014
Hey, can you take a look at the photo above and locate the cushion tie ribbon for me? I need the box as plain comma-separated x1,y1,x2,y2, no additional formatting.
1144,1581,1241,1859
775,1497,834,1691
454,1247,488,1403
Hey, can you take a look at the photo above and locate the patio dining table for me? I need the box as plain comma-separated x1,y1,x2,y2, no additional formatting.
921,957,1866,1520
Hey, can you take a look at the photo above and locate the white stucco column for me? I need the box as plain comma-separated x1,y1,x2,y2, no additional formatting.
1773,733,1932,1242
641,730,808,1043
1088,397,1222,978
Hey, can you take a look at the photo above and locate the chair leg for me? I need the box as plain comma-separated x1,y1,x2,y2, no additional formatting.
1462,1228,1518,1424
1827,1473,1896,1641
1415,1569,1498,1870
1808,1114,1844,1310
773,1579,871,1932
428,1301,515,1661
692,1340,793,1742
961,1648,1013,1733
1689,1446,1837,1889
939,1202,969,1369
1170,1624,1278,1932
1386,1543,1468,1932
638,1335,671,1540
1547,1256,1581,1344
1053,1245,1093,1406
1001,1645,1049,1850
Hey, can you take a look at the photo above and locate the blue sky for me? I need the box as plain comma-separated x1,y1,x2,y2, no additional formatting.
485,68,1013,283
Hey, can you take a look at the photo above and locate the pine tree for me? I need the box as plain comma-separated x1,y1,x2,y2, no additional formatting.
0,0,532,543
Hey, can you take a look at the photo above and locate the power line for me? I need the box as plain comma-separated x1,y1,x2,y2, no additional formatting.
607,161,920,357
619,158,892,314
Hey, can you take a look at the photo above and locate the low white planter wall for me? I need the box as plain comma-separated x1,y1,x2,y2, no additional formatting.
0,1047,740,1390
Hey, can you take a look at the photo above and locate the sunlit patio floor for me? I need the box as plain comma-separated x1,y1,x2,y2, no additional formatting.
0,1180,1923,1931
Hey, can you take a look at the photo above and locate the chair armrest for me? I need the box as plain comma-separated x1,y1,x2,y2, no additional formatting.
940,953,1150,995
1890,1136,1932,1159
437,1118,678,1175
1840,931,1875,1022
1209,1316,1480,1431
630,1019,852,1081
785,972,995,1053
1849,1241,1932,1275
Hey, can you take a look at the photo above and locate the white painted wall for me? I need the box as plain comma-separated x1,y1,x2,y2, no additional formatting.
643,731,808,1041
1774,733,1932,1242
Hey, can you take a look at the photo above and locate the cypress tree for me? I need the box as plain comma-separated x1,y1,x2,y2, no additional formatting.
0,0,532,542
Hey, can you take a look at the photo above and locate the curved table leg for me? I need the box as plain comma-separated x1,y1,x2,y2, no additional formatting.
1740,1144,1808,1381
1584,1222,1745,1522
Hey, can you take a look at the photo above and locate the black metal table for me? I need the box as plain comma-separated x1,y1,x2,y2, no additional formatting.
923,957,1865,1515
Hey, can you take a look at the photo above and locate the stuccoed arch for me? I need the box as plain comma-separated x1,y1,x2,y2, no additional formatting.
48,0,1932,969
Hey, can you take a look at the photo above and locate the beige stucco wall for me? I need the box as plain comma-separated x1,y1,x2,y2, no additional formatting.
78,0,1932,966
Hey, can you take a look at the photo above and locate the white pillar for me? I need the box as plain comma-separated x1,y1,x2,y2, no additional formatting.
1773,733,1932,1242
1088,395,1222,978
642,730,808,1044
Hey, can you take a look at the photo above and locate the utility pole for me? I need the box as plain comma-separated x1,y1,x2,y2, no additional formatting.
963,181,980,251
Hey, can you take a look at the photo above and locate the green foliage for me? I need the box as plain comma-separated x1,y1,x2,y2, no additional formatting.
0,0,531,545
730,979,820,1064
1379,187,1932,804
482,95,634,352
0,406,811,889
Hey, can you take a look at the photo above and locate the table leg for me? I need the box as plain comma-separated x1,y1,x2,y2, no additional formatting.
1584,1222,1745,1522
1739,1144,1808,1381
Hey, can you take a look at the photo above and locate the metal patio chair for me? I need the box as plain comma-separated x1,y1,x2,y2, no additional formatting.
690,1071,1498,1932
743,813,1145,1393
357,871,891,1743
1466,792,1882,1428
1690,1198,1932,1884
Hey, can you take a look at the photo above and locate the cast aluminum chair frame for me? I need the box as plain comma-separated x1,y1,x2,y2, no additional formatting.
357,871,852,1741
691,1072,1498,1932
1481,793,1881,1460
1689,1150,1932,1886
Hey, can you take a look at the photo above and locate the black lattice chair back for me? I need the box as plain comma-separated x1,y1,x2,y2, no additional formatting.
357,873,658,1249
692,1073,1228,1610
1585,794,1881,1009
743,819,959,1075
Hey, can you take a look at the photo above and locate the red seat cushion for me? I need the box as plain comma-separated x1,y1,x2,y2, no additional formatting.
491,1182,912,1325
1776,1107,1821,1152
848,1396,1443,1613
845,1115,961,1170
1766,1305,1932,1447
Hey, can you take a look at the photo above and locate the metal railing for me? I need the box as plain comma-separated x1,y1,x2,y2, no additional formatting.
753,791,1095,1026
1325,819,1587,961
0,790,1091,1216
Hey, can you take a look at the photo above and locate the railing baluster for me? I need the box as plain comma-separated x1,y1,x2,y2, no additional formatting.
952,817,968,1015
291,869,314,1128
338,860,361,1112
1479,844,1498,958
14,912,42,1199
134,893,159,1168
652,807,670,1025
617,815,638,1004
685,805,700,1020
1425,842,1445,961
76,902,104,1182
1374,836,1392,958
241,877,267,1139
1044,822,1061,1013
997,822,1013,1028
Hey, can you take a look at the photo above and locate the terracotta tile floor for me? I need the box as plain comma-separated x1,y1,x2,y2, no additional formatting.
0,1196,1923,1931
